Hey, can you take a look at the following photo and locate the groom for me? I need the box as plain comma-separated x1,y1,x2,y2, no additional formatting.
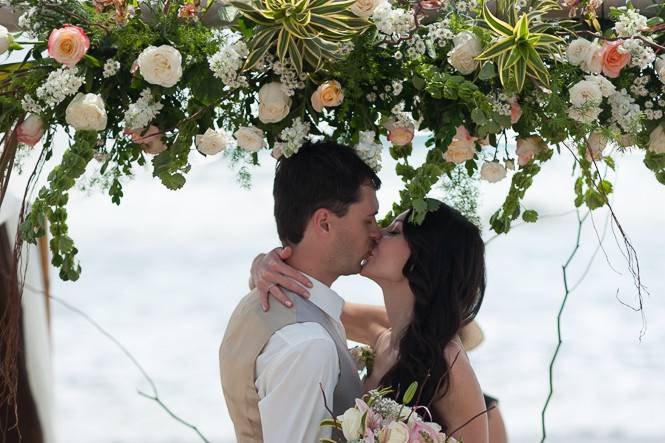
219,140,382,443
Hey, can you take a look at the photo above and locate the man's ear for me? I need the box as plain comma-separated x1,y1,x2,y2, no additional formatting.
311,207,332,235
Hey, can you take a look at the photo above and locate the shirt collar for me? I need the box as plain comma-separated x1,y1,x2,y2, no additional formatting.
299,272,344,323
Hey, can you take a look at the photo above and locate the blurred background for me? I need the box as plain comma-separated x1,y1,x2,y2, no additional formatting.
7,133,665,443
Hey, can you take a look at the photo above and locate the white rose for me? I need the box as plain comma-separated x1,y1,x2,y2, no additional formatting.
350,0,384,18
569,80,603,107
648,124,665,154
65,93,107,131
480,161,507,183
447,31,482,75
568,105,602,124
195,128,231,155
585,74,616,97
581,42,603,74
380,421,410,443
655,55,665,84
337,407,363,441
586,130,607,160
137,45,183,88
258,82,291,123
234,126,265,152
567,38,592,66
0,25,11,55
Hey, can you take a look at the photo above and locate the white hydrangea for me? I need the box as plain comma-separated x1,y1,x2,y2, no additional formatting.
21,95,43,114
630,75,650,97
270,59,306,96
17,7,38,39
621,38,656,70
354,131,383,172
208,33,249,89
103,59,121,78
406,35,427,60
391,80,403,96
273,117,310,158
609,88,643,134
371,3,414,38
614,9,648,38
35,66,84,109
123,89,164,130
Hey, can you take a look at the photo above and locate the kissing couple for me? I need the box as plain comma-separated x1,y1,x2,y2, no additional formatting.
220,140,499,442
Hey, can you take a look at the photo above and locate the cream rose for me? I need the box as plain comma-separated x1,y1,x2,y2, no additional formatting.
648,124,665,154
0,25,12,56
137,45,183,88
380,421,410,443
196,128,230,155
580,42,603,74
16,114,45,146
350,0,384,18
569,80,603,107
447,31,482,75
48,25,90,67
384,119,415,146
586,131,607,160
516,136,546,166
566,38,592,66
655,55,665,84
127,126,167,155
234,126,265,152
258,82,291,123
480,161,507,183
338,407,363,441
65,93,107,131
311,80,344,113
444,125,476,164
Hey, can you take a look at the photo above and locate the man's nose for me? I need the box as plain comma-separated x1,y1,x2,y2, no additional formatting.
371,225,383,241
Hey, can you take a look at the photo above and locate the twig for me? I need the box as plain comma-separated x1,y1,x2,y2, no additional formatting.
22,285,212,443
539,208,588,443
319,383,341,431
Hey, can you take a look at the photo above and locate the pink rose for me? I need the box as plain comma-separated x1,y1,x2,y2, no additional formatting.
601,41,630,79
16,114,45,146
126,126,167,155
48,24,90,67
385,119,415,146
510,101,522,124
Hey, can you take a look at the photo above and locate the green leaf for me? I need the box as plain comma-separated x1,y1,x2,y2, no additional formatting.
471,108,488,125
483,2,514,36
478,62,496,80
476,36,515,61
522,209,538,222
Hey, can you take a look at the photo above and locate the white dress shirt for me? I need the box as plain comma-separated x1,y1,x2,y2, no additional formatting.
255,274,346,443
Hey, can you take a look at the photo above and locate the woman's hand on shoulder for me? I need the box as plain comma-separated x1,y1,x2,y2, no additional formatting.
249,246,312,311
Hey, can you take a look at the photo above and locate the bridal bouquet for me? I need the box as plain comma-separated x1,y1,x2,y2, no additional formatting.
322,384,459,443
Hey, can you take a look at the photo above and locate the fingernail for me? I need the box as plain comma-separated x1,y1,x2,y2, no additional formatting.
307,281,313,288
286,301,293,307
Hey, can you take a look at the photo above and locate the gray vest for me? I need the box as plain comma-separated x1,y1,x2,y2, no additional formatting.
219,289,362,442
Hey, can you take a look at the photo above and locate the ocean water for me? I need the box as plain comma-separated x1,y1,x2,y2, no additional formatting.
10,135,664,443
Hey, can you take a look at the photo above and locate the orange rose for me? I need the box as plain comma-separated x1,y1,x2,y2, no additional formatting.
601,41,630,79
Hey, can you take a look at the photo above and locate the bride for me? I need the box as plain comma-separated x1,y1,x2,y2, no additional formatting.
251,201,492,442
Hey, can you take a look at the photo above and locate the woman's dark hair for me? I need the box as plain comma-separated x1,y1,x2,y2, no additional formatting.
378,202,486,425
273,140,381,245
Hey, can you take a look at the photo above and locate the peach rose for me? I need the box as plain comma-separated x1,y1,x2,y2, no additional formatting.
510,101,522,124
48,24,90,67
311,80,344,113
126,126,167,155
16,115,45,146
385,119,415,146
444,125,476,164
601,41,630,79
516,136,546,166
